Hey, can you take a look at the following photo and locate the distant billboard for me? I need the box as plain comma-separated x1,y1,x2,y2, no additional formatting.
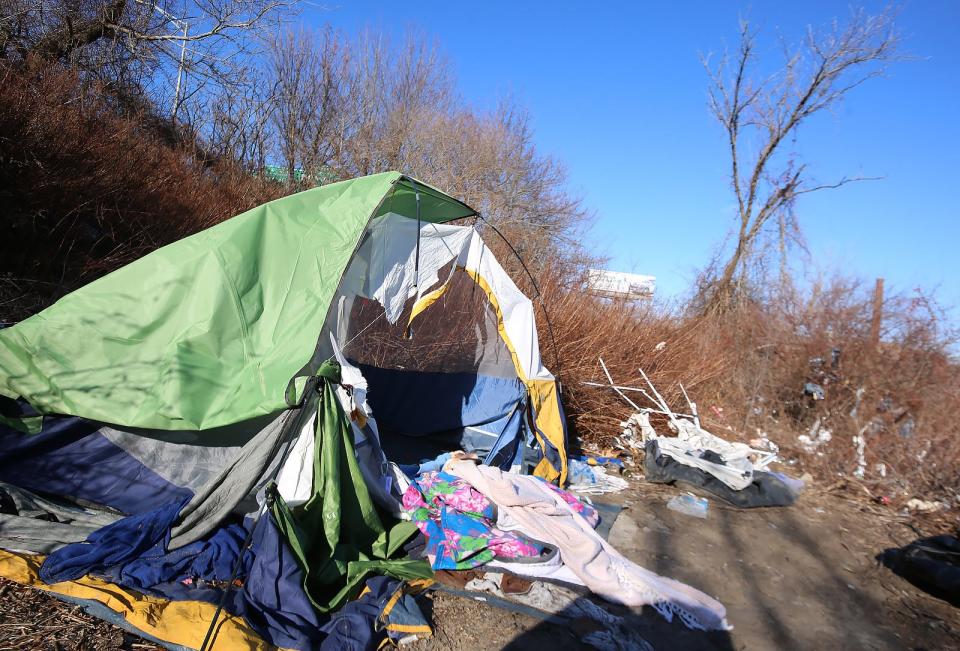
587,269,656,300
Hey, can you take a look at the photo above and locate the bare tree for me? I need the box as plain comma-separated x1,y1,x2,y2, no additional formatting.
266,27,347,185
0,0,295,120
701,7,899,313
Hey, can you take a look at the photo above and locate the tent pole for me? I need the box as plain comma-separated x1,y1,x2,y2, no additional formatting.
412,180,422,292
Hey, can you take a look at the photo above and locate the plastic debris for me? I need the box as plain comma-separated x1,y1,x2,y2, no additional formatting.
798,419,832,453
666,494,709,519
568,462,629,495
905,498,945,513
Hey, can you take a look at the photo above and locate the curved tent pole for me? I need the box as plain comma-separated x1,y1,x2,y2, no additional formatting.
476,215,563,389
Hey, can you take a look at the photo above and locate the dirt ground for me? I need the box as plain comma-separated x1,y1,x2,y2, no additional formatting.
1,481,958,650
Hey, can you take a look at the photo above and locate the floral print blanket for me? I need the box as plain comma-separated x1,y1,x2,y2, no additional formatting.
401,470,598,570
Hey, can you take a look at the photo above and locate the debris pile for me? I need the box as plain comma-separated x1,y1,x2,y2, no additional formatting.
584,358,804,509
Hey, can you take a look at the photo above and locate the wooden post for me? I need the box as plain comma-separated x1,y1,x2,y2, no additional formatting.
870,278,884,350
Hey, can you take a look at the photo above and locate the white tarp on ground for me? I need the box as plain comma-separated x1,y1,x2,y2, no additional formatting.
649,418,755,491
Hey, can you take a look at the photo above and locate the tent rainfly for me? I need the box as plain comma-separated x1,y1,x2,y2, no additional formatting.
0,171,569,650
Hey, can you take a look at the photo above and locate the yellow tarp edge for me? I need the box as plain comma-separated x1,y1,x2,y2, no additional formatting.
0,549,285,651
408,269,567,484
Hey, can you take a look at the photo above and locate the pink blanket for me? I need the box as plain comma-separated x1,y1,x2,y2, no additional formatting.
448,461,730,631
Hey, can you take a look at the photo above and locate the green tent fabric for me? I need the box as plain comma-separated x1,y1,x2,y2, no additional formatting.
0,172,476,432
269,361,431,613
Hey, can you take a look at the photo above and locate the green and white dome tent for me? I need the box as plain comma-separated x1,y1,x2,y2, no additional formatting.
0,171,568,650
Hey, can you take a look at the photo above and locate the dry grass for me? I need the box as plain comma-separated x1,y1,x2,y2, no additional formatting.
0,578,161,650
538,268,960,515
0,58,280,320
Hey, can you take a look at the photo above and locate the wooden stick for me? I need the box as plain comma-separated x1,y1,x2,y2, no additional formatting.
580,382,696,418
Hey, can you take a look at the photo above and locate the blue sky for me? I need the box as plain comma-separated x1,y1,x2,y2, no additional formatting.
306,1,959,307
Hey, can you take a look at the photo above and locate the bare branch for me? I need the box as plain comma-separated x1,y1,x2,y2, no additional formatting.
701,6,901,313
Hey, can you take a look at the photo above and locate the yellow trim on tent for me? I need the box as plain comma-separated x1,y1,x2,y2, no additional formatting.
407,269,567,484
379,579,433,637
528,378,567,483
0,550,283,651
406,284,450,327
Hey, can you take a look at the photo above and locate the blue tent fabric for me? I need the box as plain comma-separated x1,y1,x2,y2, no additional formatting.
40,498,189,584
359,366,525,436
41,499,329,651
102,522,246,591
360,365,529,470
235,515,328,650
0,417,191,514
481,400,527,468
318,577,391,651
319,576,429,651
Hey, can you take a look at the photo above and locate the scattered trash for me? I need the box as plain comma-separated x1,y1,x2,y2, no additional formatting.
568,460,629,495
584,455,625,469
667,494,709,519
852,431,868,479
875,495,891,506
749,433,779,455
905,498,945,513
898,416,916,439
813,507,826,514
455,572,656,651
568,458,598,485
618,412,657,448
654,341,666,352
798,419,832,453
586,359,803,509
647,443,803,508
803,382,826,401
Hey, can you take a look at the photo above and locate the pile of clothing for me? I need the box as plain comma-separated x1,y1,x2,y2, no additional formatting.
401,459,730,635
632,414,804,508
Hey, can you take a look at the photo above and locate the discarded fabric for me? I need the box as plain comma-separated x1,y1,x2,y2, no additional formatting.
459,571,654,651
878,536,960,607
568,459,629,495
402,470,597,570
645,440,802,508
449,460,729,631
319,576,431,650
